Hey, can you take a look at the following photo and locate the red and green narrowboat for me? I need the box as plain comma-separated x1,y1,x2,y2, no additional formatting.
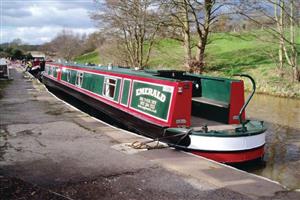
41,62,266,163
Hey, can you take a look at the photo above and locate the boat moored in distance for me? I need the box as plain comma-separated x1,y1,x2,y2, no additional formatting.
41,62,266,163
0,58,11,80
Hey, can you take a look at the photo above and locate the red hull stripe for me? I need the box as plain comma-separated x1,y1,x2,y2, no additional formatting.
191,146,264,163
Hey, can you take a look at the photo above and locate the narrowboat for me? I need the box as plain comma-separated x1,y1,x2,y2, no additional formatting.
41,62,266,163
0,58,10,80
28,60,46,79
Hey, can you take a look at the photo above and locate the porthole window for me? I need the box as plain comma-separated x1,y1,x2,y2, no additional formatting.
103,77,116,99
75,71,84,87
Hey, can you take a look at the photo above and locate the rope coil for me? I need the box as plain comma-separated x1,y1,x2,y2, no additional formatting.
129,129,193,150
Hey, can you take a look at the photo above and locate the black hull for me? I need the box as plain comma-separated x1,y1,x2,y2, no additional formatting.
42,76,191,146
29,69,42,80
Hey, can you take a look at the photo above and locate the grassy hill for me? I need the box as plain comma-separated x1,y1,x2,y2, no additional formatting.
74,50,100,64
74,31,300,98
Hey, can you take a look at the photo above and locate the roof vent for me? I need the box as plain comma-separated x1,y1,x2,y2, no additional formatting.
108,63,113,70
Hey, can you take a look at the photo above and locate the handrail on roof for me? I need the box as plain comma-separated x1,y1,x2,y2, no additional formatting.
233,74,256,132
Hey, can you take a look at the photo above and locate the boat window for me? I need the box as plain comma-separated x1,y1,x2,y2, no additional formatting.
49,67,53,76
67,71,71,82
103,77,116,99
75,71,84,87
52,67,55,76
45,66,49,74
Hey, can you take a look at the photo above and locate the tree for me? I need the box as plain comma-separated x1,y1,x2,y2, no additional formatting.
0,51,9,58
161,0,192,69
288,0,299,81
46,30,83,61
189,0,224,73
4,47,13,55
82,32,105,54
25,53,33,60
92,0,163,69
162,0,225,73
212,14,232,32
11,48,24,60
10,38,23,47
235,0,300,81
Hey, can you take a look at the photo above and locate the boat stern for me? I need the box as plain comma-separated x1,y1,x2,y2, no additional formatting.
166,120,267,163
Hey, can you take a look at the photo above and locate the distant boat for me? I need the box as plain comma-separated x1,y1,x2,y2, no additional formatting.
0,58,10,80
41,62,266,163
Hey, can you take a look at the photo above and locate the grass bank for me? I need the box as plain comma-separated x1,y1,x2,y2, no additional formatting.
74,50,100,64
74,32,300,98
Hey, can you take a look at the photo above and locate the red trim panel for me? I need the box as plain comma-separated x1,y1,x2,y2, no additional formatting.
169,81,192,127
228,81,245,124
191,146,264,163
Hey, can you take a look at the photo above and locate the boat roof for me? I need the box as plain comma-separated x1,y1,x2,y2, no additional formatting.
48,62,239,82
0,58,8,65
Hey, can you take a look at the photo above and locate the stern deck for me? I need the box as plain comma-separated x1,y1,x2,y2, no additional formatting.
191,116,238,132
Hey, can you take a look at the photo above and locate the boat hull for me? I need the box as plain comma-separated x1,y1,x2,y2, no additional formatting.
42,74,265,164
190,145,264,163
42,75,191,146
168,128,265,163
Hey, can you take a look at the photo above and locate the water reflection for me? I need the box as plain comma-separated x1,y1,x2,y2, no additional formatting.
243,94,300,190
247,94,300,130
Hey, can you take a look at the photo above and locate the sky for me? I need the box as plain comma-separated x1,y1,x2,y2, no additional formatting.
0,0,101,45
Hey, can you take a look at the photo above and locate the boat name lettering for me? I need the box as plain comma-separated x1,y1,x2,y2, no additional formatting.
136,87,166,102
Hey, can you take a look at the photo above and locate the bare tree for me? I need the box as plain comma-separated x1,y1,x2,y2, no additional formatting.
235,0,300,81
161,0,192,69
188,0,218,73
162,0,225,73
92,0,163,69
289,0,299,81
43,30,83,61
82,32,106,54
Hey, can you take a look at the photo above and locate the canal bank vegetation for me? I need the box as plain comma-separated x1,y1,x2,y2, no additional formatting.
50,0,300,98
73,32,300,98
0,39,36,60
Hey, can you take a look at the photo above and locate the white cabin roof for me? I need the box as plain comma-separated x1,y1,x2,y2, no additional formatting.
29,51,45,58
0,58,7,65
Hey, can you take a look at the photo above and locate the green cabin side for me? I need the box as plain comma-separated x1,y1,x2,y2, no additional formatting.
121,79,131,106
57,66,175,122
45,65,59,78
44,63,244,125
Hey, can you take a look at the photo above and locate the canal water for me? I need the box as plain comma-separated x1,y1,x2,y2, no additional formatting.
48,87,300,190
245,94,300,190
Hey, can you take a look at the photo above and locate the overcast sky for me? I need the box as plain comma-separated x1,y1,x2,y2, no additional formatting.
1,0,100,45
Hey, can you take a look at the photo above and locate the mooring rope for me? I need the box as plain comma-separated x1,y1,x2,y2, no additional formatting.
129,129,192,150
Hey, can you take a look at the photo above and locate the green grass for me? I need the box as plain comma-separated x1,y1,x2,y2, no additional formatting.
147,38,184,69
74,30,300,98
74,50,100,64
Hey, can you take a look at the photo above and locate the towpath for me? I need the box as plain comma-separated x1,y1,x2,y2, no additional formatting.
0,65,299,200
